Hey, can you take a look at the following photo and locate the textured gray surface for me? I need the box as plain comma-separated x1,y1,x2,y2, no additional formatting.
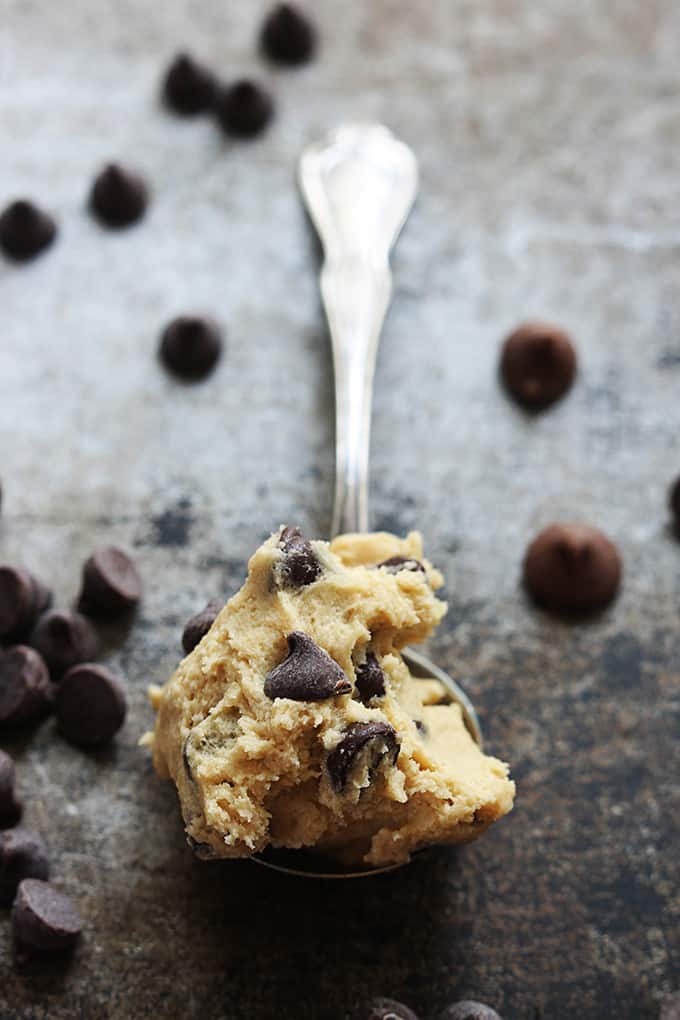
1,1,679,1017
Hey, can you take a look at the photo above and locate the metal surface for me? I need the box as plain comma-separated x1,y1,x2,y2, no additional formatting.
1,1,679,1018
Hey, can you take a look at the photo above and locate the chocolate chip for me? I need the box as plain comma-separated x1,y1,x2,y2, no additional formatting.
12,879,81,954
0,646,53,726
0,751,22,829
327,722,400,793
159,316,223,381
89,163,149,228
0,566,52,641
186,835,217,860
523,522,622,613
182,600,222,654
77,546,142,618
30,610,100,678
377,556,426,574
264,632,351,701
414,719,427,734
163,52,217,115
215,80,274,138
669,477,680,529
55,663,126,748
439,1003,503,1020
277,526,322,587
356,998,420,1020
0,200,57,262
355,652,386,702
260,4,317,65
0,830,49,907
500,321,576,410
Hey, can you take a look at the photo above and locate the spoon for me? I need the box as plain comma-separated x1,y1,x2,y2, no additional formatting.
254,124,481,878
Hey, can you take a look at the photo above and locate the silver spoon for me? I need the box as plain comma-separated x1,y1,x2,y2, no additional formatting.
254,124,481,878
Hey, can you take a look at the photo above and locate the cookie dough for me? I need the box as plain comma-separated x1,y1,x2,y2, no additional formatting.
148,528,514,867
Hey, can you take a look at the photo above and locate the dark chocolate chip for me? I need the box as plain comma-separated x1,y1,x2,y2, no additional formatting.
182,600,222,654
277,526,322,587
264,632,351,701
669,476,680,527
356,997,420,1020
355,652,386,703
0,646,53,726
0,751,23,829
55,663,126,748
163,52,217,115
0,830,49,907
439,1003,503,1020
11,879,81,954
523,522,622,613
414,719,427,734
377,556,426,574
260,4,317,65
500,321,576,410
30,610,100,678
215,80,274,138
159,316,223,381
0,566,52,641
77,546,142,618
327,721,400,793
89,163,149,228
0,200,57,262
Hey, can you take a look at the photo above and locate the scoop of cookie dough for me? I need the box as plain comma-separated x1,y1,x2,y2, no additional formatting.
148,528,514,867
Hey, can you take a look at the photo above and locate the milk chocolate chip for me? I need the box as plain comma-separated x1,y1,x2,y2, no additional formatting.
89,163,149,228
327,721,400,793
277,526,322,587
30,610,99,678
216,80,274,138
163,53,217,115
523,522,621,613
0,200,56,262
0,646,52,726
260,4,317,65
55,664,126,748
12,879,81,954
264,632,351,701
355,652,386,703
0,751,22,829
77,546,142,618
182,600,222,654
500,321,576,410
0,830,49,907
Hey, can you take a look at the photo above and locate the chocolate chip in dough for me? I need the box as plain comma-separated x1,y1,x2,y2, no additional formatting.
500,321,576,410
30,610,100,678
77,546,142,618
439,1003,503,1020
0,751,22,829
0,200,56,262
523,522,621,613
0,646,53,726
163,53,217,115
216,80,274,138
355,998,420,1020
327,721,400,793
12,879,81,954
159,316,223,381
264,632,351,701
277,526,322,587
89,163,148,228
377,556,426,575
0,830,49,907
0,566,52,641
55,663,126,748
260,4,317,65
355,652,386,703
182,600,222,654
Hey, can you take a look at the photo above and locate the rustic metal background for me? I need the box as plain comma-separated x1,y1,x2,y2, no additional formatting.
1,1,679,1017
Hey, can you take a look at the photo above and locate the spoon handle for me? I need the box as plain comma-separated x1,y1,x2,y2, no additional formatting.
298,124,418,537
